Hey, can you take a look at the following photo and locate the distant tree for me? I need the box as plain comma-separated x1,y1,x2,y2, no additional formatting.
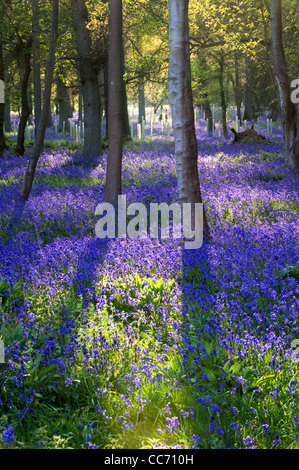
22,0,59,200
0,4,5,156
270,0,299,168
15,37,32,157
56,72,71,132
168,0,209,237
71,0,102,157
104,0,123,203
218,51,228,138
4,64,12,132
32,0,42,135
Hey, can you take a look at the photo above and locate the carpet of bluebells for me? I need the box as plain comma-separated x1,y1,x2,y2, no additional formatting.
0,113,299,449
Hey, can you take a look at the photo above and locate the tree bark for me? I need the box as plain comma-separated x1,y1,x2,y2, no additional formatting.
16,38,32,156
71,0,102,157
56,74,70,132
22,0,59,200
4,97,11,132
202,99,211,122
219,53,228,138
243,56,256,121
104,0,123,203
233,52,243,124
168,0,209,237
121,42,131,140
78,86,83,122
138,81,145,124
103,59,108,138
4,63,11,132
47,106,53,127
32,0,42,135
270,0,299,168
0,37,5,155
137,36,146,125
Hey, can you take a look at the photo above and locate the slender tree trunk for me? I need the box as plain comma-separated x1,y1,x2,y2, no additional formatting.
68,102,73,118
78,86,83,122
4,64,11,132
16,38,32,156
137,36,145,124
4,97,11,132
56,74,70,132
122,82,131,140
219,54,228,138
0,39,5,155
47,106,53,127
28,82,33,124
233,52,242,124
243,56,256,121
104,0,123,203
32,0,42,135
121,43,131,140
168,0,209,236
71,0,102,157
270,0,299,168
203,99,213,130
103,59,108,138
200,64,213,131
138,81,145,124
22,0,59,200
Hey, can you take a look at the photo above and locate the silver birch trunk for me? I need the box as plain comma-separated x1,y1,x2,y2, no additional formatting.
168,0,209,236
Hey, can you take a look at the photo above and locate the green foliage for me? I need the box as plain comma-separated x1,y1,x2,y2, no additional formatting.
278,261,299,280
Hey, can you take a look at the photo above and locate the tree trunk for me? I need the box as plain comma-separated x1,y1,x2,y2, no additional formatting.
3,62,11,132
68,102,73,118
138,81,145,124
219,53,228,138
47,106,53,127
78,86,83,122
71,0,102,157
4,98,11,132
233,52,243,124
121,42,131,140
270,0,299,168
16,38,32,157
103,59,108,138
104,0,123,203
137,36,145,125
200,68,213,130
22,0,59,200
168,0,209,237
270,102,279,121
243,56,256,121
0,33,5,155
203,100,212,126
56,75,70,132
32,0,42,135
